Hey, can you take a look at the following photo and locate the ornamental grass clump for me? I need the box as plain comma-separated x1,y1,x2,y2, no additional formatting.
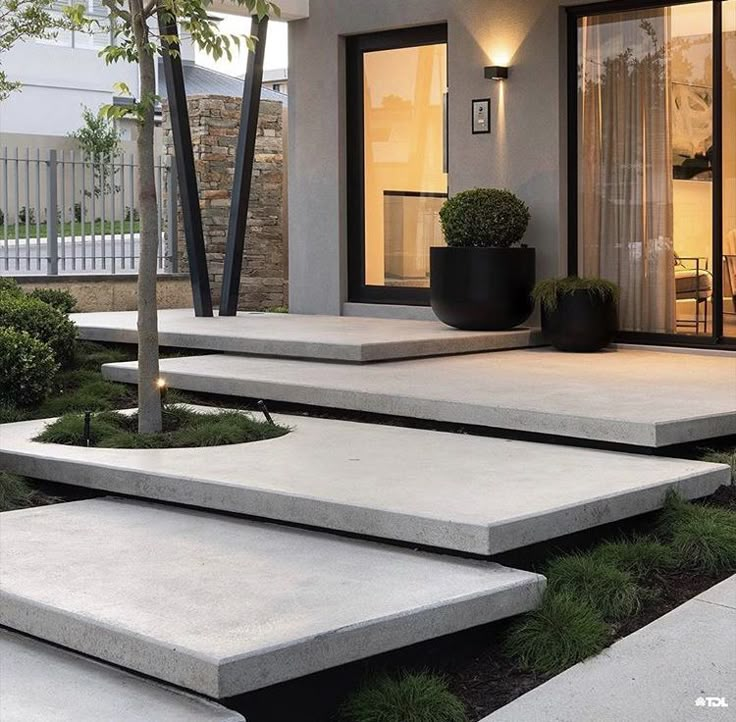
35,406,290,449
439,188,530,248
505,591,609,675
659,491,736,573
341,671,467,722
545,553,644,620
532,276,619,313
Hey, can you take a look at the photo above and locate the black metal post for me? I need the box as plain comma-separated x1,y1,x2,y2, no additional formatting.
712,0,724,341
219,15,269,316
158,12,213,317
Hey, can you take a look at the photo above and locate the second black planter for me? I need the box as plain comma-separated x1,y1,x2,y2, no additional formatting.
430,246,536,331
541,289,618,352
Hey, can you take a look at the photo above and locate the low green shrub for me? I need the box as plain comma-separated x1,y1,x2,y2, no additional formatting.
0,293,77,366
659,492,736,573
0,326,59,407
505,591,609,674
341,672,467,722
532,277,619,313
35,406,290,449
29,288,77,314
0,471,57,511
545,554,643,620
439,189,530,248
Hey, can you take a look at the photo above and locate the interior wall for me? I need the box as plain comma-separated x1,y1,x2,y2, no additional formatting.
288,0,591,316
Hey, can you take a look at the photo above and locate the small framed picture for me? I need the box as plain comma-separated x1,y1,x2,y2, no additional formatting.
472,98,491,135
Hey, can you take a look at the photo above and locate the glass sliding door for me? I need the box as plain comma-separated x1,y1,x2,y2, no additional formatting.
347,26,448,304
572,1,733,343
723,0,736,339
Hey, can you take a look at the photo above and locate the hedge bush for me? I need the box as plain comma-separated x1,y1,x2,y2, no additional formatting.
0,326,59,407
439,188,530,248
0,293,77,366
29,288,77,314
0,277,24,298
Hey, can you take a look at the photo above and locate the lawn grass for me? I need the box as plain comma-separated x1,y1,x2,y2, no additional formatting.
0,219,141,241
341,672,467,722
35,405,290,448
0,471,58,511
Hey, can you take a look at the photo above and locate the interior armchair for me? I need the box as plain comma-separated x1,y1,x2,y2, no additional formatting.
675,253,713,334
724,229,736,325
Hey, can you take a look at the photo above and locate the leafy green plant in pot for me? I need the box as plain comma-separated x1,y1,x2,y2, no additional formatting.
431,188,534,330
533,277,619,352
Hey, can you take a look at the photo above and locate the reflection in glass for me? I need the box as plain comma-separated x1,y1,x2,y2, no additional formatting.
363,43,448,288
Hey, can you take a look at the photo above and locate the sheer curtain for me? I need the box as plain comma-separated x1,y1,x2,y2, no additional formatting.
579,10,675,333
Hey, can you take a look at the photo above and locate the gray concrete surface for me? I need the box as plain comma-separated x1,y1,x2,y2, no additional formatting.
0,413,729,555
102,346,736,446
71,308,541,362
0,498,544,698
483,576,736,722
0,630,244,722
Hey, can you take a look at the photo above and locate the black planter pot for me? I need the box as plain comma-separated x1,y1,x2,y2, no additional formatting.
541,289,618,352
430,246,536,331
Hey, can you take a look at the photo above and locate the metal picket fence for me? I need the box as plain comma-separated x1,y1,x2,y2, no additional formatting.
0,148,178,276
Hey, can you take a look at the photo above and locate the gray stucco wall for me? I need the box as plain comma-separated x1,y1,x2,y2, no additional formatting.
288,0,589,316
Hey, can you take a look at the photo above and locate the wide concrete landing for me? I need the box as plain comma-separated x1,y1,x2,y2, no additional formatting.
0,630,243,722
71,308,540,362
484,575,736,722
103,347,736,446
0,499,544,698
0,413,729,555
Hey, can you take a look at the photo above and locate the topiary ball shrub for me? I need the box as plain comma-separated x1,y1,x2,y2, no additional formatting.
29,288,77,314
0,293,77,366
439,188,530,248
341,671,467,722
0,326,59,407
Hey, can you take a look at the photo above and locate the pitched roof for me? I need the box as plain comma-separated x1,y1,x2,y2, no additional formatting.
158,61,288,105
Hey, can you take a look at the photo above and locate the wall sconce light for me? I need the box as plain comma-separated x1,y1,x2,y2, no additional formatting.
484,66,509,81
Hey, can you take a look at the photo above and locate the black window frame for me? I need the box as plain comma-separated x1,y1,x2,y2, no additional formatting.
346,23,449,306
567,0,735,349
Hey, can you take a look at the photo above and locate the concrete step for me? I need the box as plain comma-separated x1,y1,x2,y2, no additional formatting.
483,575,736,722
72,308,541,363
0,498,544,698
0,412,729,556
0,630,243,722
101,347,736,447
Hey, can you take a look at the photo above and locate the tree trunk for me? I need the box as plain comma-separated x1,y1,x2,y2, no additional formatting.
131,0,162,433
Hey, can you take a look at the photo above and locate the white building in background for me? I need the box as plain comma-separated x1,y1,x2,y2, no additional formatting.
263,68,288,95
0,0,297,147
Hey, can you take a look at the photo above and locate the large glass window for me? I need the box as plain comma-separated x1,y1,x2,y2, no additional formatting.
723,0,736,338
576,2,721,339
348,26,448,303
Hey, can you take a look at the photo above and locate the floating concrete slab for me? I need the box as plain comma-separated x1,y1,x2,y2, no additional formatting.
71,308,540,362
0,413,729,555
483,576,736,722
0,499,544,698
103,346,736,446
0,630,243,722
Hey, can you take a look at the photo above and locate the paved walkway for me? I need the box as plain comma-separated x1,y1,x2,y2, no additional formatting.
103,347,736,446
71,308,540,362
484,575,736,722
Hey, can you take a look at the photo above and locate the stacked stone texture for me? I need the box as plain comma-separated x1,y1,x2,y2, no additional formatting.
162,95,287,310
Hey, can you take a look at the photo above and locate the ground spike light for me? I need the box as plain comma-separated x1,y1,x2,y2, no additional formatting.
257,400,275,426
157,378,168,409
83,410,92,447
